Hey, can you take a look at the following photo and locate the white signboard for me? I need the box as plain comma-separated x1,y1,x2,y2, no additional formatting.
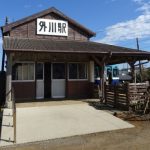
37,18,68,36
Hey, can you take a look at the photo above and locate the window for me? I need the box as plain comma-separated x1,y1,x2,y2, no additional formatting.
12,63,34,80
52,63,65,79
78,63,87,79
107,66,112,77
36,63,43,80
69,63,87,79
69,64,77,79
113,68,119,77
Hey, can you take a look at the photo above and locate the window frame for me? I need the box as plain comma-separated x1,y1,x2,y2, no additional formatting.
68,62,88,81
12,61,35,82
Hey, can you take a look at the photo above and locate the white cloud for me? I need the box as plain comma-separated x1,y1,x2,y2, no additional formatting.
134,0,150,14
97,0,150,44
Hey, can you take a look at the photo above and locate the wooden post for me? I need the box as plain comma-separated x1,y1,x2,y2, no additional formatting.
104,82,107,104
5,53,13,108
99,62,106,102
89,61,95,98
91,55,107,102
129,62,136,83
65,62,68,98
89,61,95,83
136,38,143,82
35,61,37,99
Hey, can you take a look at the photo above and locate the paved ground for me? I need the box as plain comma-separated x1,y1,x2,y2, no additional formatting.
1,121,149,150
0,100,133,147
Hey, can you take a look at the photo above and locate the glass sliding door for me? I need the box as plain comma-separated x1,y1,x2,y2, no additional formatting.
51,63,66,98
36,63,44,99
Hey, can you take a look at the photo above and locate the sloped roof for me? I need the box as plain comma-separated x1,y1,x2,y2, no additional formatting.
3,37,150,56
1,7,95,37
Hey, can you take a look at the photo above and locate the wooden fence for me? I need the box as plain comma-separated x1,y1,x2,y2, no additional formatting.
105,82,149,110
128,83,149,103
105,84,129,110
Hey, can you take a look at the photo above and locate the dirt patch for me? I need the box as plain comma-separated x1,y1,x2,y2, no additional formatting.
1,121,150,150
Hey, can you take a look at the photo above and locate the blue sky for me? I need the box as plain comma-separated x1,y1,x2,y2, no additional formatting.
0,0,150,68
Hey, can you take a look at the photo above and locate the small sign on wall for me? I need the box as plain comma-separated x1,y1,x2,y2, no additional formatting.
37,18,68,36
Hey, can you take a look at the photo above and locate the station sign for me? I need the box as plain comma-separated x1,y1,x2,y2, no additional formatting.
37,18,68,36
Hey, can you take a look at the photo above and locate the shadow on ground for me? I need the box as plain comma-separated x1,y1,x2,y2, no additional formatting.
86,100,116,111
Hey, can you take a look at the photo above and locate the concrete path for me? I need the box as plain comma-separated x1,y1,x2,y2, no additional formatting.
0,102,134,147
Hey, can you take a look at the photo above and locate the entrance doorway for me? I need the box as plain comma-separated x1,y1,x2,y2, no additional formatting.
51,63,66,98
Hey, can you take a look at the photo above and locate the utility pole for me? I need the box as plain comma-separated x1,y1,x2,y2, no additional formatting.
136,38,142,82
1,17,8,71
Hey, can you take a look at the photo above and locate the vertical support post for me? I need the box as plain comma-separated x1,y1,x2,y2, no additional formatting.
89,61,95,97
129,62,136,83
100,62,105,101
91,55,107,101
65,62,68,98
35,61,37,99
104,82,107,104
136,38,142,82
5,53,13,108
89,61,95,83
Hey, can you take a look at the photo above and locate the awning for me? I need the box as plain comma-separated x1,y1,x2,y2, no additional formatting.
3,37,150,64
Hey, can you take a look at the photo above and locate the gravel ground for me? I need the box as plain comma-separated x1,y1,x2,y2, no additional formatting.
0,121,150,150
